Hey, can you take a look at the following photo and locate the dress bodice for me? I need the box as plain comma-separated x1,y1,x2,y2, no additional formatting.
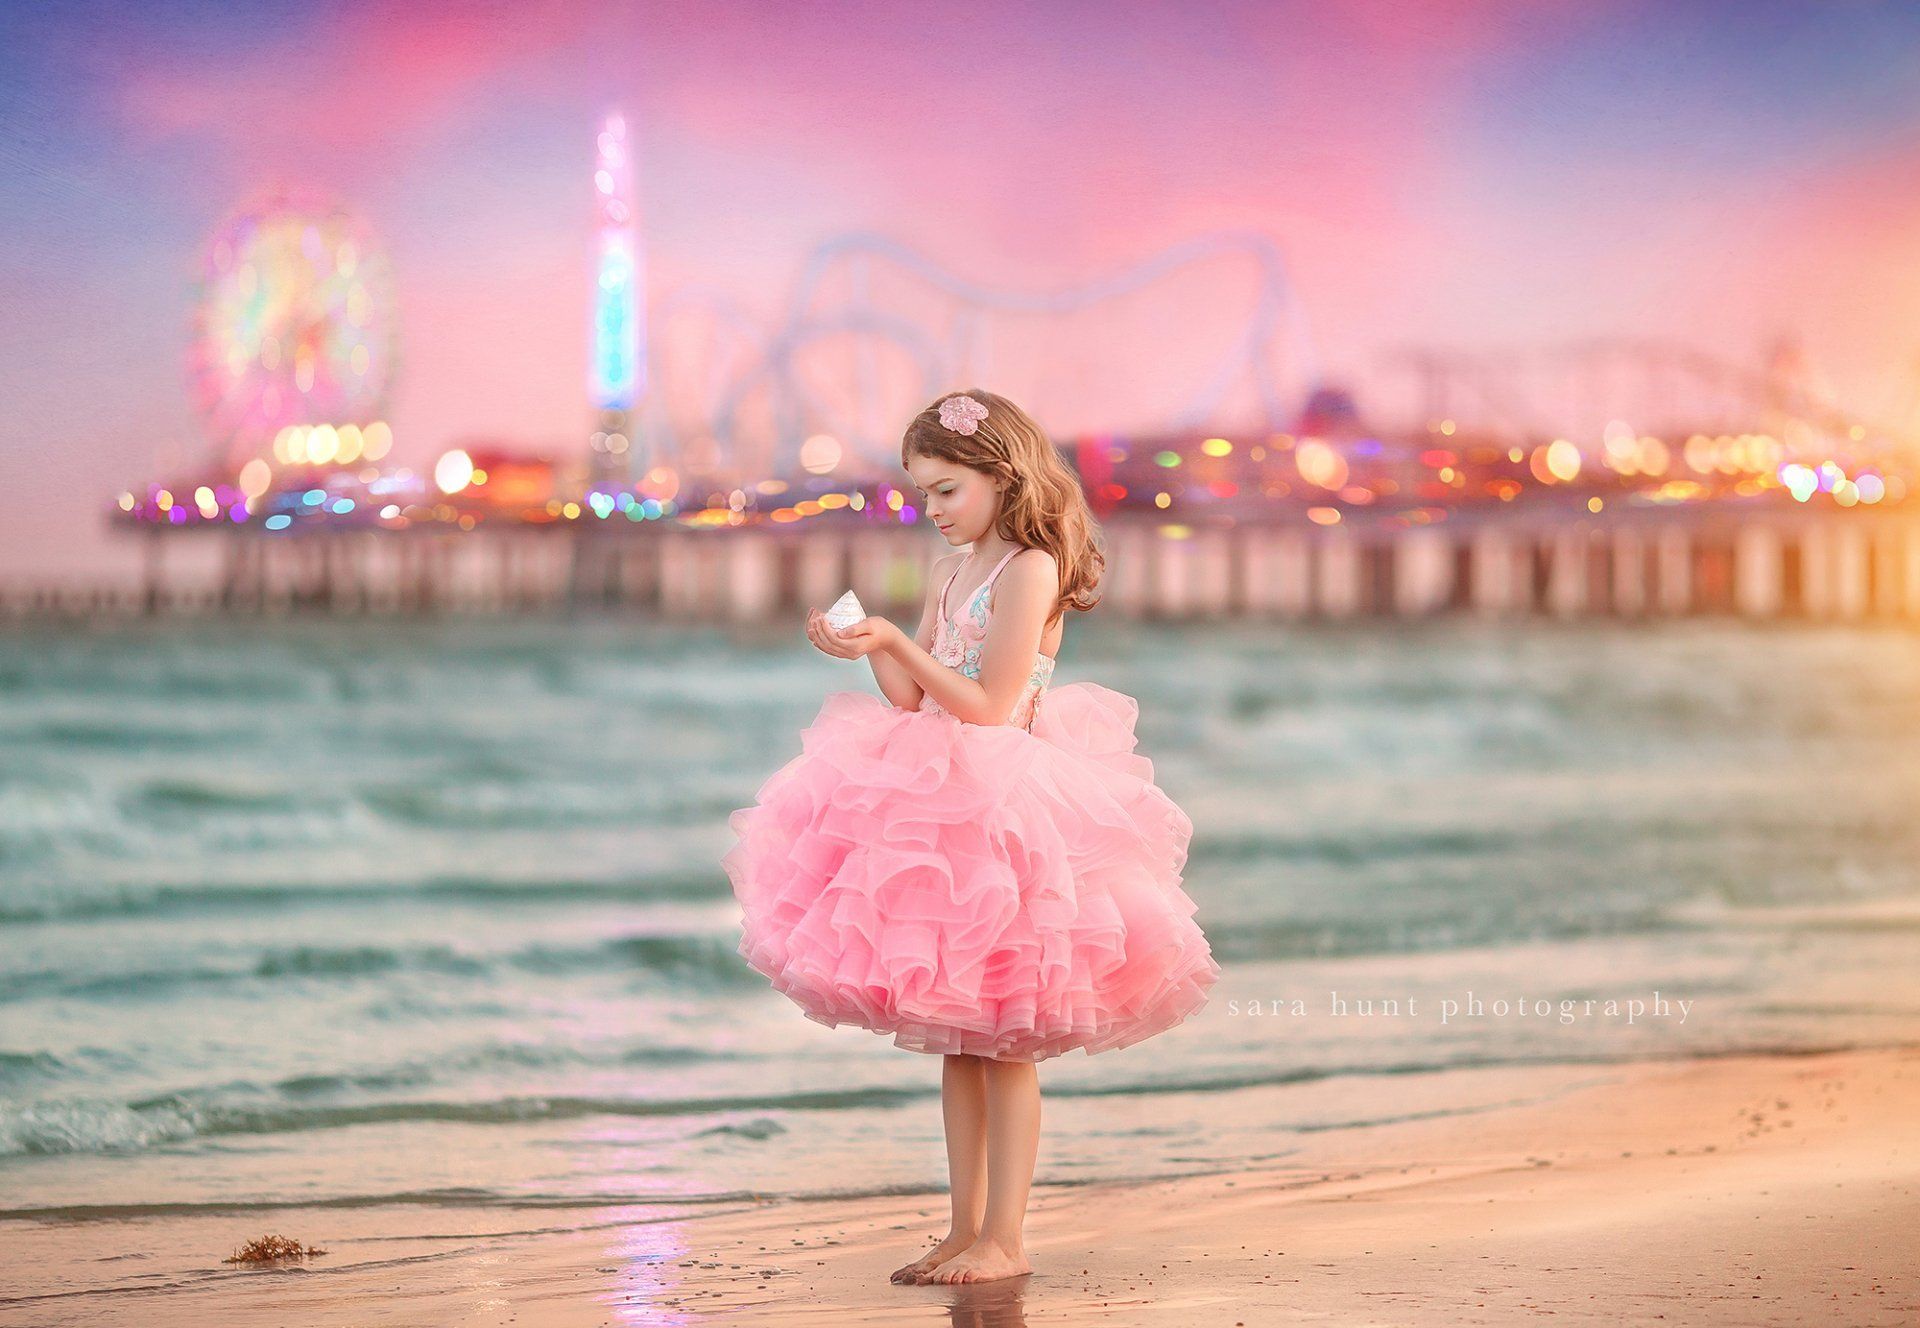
922,546,1057,730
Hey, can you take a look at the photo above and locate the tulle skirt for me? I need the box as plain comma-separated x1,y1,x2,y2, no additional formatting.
722,681,1221,1062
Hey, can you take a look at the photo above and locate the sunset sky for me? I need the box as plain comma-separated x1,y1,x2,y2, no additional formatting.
4,0,1920,576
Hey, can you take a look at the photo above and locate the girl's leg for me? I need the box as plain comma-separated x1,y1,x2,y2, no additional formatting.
890,1053,988,1283
924,1057,1038,1283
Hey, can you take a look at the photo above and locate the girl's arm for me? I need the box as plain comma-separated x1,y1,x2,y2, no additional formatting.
805,551,964,710
869,551,962,709
881,548,1056,726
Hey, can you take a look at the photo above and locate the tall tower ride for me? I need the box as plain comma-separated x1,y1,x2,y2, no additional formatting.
589,111,641,487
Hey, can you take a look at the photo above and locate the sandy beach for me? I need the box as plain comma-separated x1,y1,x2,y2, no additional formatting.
4,1043,1914,1326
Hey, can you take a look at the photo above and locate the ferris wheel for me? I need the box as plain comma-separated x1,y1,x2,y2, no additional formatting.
187,190,400,471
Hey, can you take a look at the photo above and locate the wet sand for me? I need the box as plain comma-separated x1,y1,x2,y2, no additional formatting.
3,1045,1915,1326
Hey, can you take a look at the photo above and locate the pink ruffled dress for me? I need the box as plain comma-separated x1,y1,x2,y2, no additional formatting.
723,545,1221,1062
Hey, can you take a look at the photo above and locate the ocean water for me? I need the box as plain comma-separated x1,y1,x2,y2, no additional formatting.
2,614,1918,1226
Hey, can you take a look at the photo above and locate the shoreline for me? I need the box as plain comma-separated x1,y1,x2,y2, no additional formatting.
3,1044,1915,1325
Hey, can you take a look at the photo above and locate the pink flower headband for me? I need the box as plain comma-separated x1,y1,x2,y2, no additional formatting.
937,394,989,435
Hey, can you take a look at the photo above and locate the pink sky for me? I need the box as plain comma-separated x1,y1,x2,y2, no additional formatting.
4,0,1918,579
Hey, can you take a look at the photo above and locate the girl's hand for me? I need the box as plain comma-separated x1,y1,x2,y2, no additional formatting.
806,608,896,659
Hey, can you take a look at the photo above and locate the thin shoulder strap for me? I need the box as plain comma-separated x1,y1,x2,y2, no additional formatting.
937,551,973,619
980,546,1024,611
983,546,1023,588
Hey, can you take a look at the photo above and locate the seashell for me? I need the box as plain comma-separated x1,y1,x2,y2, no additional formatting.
823,589,866,633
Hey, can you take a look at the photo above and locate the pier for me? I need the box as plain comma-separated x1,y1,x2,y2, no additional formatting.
9,506,1918,626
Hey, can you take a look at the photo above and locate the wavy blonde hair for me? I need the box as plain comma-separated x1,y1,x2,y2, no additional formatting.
901,388,1105,628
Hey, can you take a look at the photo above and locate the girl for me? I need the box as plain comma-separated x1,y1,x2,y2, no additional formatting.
722,388,1220,1286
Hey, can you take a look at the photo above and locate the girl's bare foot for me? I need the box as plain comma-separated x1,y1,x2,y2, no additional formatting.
890,1230,976,1284
923,1235,1031,1284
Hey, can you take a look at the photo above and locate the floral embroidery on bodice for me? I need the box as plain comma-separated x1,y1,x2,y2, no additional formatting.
921,546,1057,730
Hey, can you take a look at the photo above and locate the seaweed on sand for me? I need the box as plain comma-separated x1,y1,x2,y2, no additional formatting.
223,1234,329,1263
